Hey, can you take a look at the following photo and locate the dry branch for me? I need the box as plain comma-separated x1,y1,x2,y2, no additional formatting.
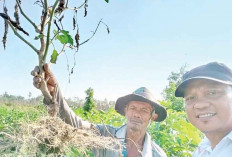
7,21,39,54
80,19,109,46
16,0,39,32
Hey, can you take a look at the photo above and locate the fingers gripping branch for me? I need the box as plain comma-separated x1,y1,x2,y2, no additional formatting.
31,64,59,117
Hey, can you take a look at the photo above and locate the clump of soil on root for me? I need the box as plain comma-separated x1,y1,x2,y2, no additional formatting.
0,116,122,156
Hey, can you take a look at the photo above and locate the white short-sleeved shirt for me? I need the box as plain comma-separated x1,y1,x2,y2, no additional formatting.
193,131,232,157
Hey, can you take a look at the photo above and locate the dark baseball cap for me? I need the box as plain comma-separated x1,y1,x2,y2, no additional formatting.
175,62,232,97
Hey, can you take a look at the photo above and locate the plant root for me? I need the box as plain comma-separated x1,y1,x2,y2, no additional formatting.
0,116,122,156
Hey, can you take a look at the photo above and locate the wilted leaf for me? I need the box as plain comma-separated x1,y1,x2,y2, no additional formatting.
71,67,74,74
56,30,73,45
84,0,88,17
1,11,29,36
0,13,10,20
84,6,87,17
14,4,20,25
50,49,58,63
55,0,65,13
14,23,29,36
2,7,8,50
73,17,76,30
75,29,79,50
107,27,110,34
58,15,64,22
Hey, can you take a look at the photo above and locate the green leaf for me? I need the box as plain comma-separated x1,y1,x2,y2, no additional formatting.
105,0,109,3
50,49,58,63
34,34,43,40
56,30,74,45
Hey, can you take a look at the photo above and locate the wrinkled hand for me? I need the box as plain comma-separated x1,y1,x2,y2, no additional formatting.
31,64,59,116
31,64,57,98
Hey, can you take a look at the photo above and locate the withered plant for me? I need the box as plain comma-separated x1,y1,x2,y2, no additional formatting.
0,0,123,156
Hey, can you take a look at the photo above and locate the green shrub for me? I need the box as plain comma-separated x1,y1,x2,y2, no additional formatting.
83,88,96,113
148,106,203,157
0,103,46,131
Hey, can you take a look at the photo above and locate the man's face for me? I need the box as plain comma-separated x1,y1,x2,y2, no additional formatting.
184,79,232,134
124,101,157,132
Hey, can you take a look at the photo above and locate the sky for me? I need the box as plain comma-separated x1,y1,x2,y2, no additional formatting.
0,0,232,101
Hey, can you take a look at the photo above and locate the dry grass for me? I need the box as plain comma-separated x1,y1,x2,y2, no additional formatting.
0,116,122,156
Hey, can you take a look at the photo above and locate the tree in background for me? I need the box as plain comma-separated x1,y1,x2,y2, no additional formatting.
83,87,96,112
162,65,186,112
148,65,203,157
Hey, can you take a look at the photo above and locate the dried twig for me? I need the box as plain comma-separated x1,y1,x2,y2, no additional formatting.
64,51,71,83
54,19,61,31
34,0,43,7
58,44,66,55
58,14,64,30
101,21,110,34
63,0,87,11
66,0,69,8
16,0,39,32
80,19,109,46
58,14,64,22
7,21,39,54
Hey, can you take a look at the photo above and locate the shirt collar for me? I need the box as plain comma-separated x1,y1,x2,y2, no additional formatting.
115,124,127,143
226,130,232,141
197,137,212,153
115,125,152,157
197,130,232,153
142,132,153,157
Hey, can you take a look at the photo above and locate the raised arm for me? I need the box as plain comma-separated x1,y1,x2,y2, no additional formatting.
31,64,91,129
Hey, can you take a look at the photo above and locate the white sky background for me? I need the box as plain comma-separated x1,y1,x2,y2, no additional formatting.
0,0,232,101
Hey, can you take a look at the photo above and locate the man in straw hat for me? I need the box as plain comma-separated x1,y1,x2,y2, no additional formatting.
175,62,232,156
32,64,167,157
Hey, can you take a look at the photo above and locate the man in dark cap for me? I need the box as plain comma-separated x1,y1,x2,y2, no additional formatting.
175,62,232,156
32,64,167,157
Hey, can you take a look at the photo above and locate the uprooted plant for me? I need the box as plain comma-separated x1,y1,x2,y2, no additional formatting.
0,116,122,156
0,0,123,156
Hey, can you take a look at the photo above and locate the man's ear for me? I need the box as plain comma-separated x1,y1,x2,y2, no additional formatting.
151,113,158,121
